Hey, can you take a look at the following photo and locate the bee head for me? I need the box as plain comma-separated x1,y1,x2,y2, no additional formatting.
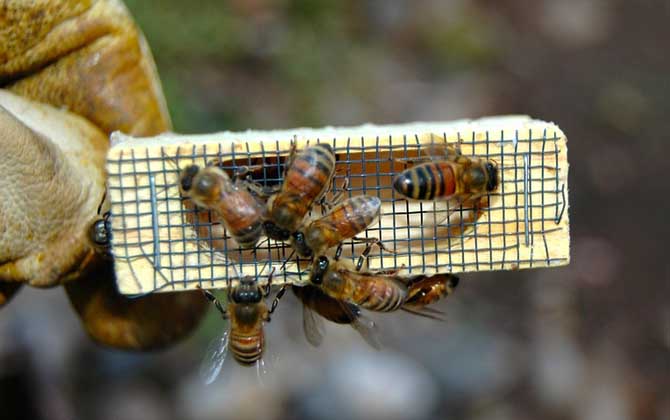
180,165,200,192
310,256,330,285
263,220,291,241
91,219,109,245
291,231,313,258
89,212,112,256
485,162,498,192
231,278,262,304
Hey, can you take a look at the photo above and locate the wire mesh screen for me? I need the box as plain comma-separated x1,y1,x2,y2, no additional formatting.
107,116,570,295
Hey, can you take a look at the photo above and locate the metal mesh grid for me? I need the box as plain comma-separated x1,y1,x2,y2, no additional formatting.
107,118,570,295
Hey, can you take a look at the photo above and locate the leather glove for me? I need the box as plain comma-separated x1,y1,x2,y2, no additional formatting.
0,0,207,350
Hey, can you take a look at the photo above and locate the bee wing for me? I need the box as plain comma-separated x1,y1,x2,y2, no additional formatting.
302,303,326,347
420,141,461,162
339,302,382,350
401,306,447,322
419,194,488,240
199,329,230,385
351,315,382,350
255,358,270,387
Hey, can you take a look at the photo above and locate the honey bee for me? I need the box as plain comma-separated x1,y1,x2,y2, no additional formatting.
264,143,337,241
292,285,381,349
179,164,265,249
401,274,459,320
309,254,408,313
291,195,382,258
393,141,498,202
198,269,284,382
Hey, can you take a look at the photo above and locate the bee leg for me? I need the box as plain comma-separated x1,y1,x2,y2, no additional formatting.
334,243,343,261
324,177,349,211
233,171,269,199
457,194,487,221
355,241,374,272
267,285,288,317
373,262,406,276
197,286,227,318
446,193,474,218
354,239,395,272
470,196,483,218
232,164,268,184
376,241,395,255
263,267,277,297
335,178,350,202
244,181,280,200
262,266,286,320
453,138,463,156
352,236,395,254
391,156,427,167
233,165,251,181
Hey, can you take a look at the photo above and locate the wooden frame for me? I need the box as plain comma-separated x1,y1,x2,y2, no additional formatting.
107,115,570,295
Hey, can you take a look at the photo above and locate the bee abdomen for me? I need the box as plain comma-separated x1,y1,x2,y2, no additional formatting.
230,219,264,249
341,195,381,233
270,144,336,232
404,274,459,307
307,143,336,175
358,281,406,312
393,162,456,200
230,332,264,365
286,144,336,202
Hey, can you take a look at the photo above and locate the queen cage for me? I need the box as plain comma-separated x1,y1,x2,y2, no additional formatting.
106,116,570,295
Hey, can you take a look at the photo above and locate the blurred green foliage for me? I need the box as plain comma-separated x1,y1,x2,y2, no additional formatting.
124,0,500,133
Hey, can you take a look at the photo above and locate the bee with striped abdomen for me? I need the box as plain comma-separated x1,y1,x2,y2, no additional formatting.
198,270,285,381
179,164,265,249
308,250,408,313
393,141,498,203
264,143,336,241
291,195,383,258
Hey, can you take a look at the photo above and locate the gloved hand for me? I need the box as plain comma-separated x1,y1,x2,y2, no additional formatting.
0,0,207,350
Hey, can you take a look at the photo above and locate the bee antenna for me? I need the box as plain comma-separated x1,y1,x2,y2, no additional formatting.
253,237,270,252
96,186,108,216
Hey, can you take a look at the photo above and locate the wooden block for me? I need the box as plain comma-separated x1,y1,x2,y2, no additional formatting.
107,115,570,295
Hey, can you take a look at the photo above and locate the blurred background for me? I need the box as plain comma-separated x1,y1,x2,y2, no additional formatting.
1,0,668,419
